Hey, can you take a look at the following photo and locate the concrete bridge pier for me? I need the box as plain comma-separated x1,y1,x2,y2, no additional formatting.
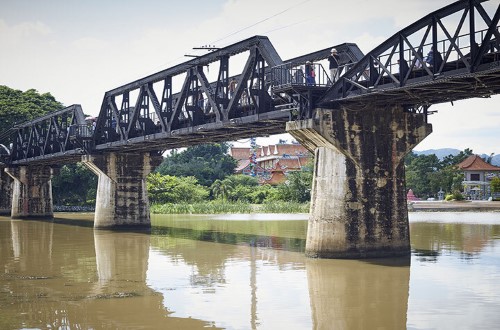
5,165,54,219
0,168,13,215
82,152,162,229
287,106,432,258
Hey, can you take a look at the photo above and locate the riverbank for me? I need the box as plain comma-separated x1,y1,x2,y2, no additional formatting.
408,200,500,212
52,201,500,214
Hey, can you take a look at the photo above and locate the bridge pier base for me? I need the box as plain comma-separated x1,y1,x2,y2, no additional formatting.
5,166,54,219
82,152,162,229
287,106,431,258
0,168,13,215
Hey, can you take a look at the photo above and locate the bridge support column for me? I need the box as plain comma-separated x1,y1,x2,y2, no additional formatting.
1,168,13,215
82,152,162,229
5,166,54,219
287,106,432,258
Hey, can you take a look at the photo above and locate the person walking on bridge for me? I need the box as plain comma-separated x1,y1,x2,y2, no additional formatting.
228,78,237,98
305,61,316,86
328,48,339,84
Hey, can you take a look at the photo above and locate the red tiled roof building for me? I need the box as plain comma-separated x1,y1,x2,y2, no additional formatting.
229,143,312,185
457,155,500,200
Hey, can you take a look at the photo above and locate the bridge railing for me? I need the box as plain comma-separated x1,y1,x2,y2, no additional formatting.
271,62,332,89
375,26,500,80
68,124,93,140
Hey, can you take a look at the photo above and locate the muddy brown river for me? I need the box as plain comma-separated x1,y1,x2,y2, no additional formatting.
1,212,499,329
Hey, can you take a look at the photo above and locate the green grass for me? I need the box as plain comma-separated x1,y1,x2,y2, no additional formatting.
150,201,309,214
259,201,310,213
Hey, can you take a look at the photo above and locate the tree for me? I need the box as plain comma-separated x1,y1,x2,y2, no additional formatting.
52,163,97,206
485,153,495,164
269,162,314,203
147,173,208,203
405,154,440,198
156,143,237,187
211,178,234,201
491,177,500,195
405,149,474,198
0,86,63,142
440,148,473,167
224,174,259,202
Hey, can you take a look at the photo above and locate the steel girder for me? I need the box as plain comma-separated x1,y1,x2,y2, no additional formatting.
92,36,284,151
319,0,500,112
91,39,365,153
7,105,88,165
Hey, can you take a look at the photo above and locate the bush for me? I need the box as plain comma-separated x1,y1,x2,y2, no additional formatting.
445,191,464,201
150,201,310,214
151,201,253,214
260,201,309,213
147,173,208,203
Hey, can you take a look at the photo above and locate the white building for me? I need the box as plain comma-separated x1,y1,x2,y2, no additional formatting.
458,155,500,200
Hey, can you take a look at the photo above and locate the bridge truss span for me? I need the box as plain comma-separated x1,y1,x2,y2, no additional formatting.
7,105,89,165
92,36,287,153
319,0,500,112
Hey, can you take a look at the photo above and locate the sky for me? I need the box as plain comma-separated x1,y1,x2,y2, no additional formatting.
1,0,499,155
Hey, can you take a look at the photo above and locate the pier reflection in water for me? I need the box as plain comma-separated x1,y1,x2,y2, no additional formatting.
0,212,499,329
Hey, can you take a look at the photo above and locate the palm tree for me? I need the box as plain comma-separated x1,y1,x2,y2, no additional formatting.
211,179,233,201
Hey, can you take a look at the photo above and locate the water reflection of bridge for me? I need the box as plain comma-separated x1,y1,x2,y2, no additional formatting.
0,215,411,329
3,212,498,328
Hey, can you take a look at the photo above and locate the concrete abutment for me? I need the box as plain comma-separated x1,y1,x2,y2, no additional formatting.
0,168,13,215
287,106,432,258
5,165,54,219
82,152,162,229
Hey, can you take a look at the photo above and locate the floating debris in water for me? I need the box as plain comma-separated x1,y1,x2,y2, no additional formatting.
87,292,141,299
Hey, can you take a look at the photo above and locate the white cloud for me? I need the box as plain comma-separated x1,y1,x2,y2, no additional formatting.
0,19,51,42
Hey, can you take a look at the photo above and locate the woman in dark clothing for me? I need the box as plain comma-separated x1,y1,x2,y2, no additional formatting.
305,61,316,86
398,58,410,80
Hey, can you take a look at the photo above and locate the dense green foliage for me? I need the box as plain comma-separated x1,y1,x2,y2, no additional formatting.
405,149,473,198
150,200,309,214
147,173,208,203
147,159,313,212
150,201,253,214
445,191,465,201
0,86,63,142
156,143,237,187
211,174,260,202
491,177,500,194
272,169,313,203
259,201,310,213
52,164,97,206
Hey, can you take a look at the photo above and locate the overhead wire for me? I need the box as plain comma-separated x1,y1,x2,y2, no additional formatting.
156,0,312,69
134,0,313,83
208,0,312,45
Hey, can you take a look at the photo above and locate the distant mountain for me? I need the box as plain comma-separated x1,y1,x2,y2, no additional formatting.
480,154,500,166
413,148,500,166
413,148,460,159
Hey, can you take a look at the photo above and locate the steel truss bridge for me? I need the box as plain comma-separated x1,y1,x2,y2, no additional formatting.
1,0,499,166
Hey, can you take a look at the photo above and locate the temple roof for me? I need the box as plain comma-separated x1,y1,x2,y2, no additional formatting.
457,155,500,171
229,147,252,160
230,143,311,161
235,159,250,172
